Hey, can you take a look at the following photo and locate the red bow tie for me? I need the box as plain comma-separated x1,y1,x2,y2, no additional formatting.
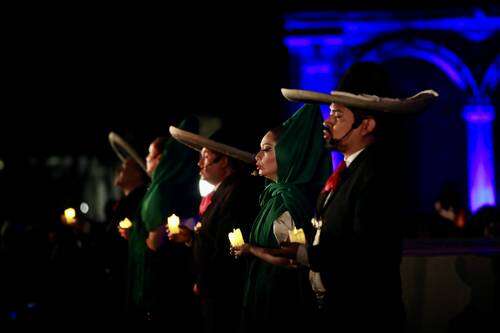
322,161,347,193
199,191,215,216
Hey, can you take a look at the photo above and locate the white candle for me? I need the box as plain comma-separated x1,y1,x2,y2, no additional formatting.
288,228,306,244
119,218,133,229
167,214,180,234
64,208,77,225
228,228,245,247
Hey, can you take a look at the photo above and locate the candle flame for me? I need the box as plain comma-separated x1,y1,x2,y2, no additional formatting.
288,227,306,244
167,214,180,234
119,218,133,229
64,208,77,224
228,228,245,247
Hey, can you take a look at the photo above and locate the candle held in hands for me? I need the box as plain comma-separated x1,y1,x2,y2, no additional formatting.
288,228,306,244
228,228,245,247
167,214,180,234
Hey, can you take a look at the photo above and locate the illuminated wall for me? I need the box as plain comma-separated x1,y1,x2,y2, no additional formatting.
284,9,499,212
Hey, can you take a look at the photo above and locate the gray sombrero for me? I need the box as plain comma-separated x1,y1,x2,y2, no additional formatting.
108,132,148,174
281,88,439,114
169,126,255,164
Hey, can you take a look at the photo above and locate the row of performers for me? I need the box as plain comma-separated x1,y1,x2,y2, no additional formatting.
97,62,437,331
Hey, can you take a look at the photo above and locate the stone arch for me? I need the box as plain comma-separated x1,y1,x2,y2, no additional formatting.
481,54,500,97
356,38,496,212
358,38,480,98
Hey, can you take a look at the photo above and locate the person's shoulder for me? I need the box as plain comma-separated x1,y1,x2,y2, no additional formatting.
276,211,293,222
348,144,390,184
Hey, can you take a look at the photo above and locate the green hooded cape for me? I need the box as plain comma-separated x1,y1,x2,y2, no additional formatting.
128,117,200,310
242,104,332,330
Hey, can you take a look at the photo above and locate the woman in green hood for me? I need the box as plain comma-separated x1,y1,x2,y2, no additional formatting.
234,104,331,332
125,117,200,321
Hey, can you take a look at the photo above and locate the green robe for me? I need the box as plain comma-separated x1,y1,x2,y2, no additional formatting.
242,104,332,331
128,117,200,313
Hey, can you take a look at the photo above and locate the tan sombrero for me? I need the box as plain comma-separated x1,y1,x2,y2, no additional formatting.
169,126,255,164
108,132,148,175
281,88,439,114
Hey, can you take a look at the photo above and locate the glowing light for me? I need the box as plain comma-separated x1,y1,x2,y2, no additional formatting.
284,11,500,42
64,208,77,225
288,228,306,244
167,214,180,234
463,104,496,212
80,202,89,214
228,228,245,247
119,218,133,229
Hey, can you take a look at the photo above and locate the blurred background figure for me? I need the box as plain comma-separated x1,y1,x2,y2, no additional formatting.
432,182,468,238
106,158,148,319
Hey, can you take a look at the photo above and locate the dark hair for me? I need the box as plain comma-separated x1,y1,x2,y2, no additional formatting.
115,158,149,184
210,150,250,175
351,108,387,139
269,125,284,142
152,137,167,152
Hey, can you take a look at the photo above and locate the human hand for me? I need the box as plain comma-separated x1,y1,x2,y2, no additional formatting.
230,243,251,258
167,225,192,243
193,283,200,296
118,226,130,240
271,241,300,259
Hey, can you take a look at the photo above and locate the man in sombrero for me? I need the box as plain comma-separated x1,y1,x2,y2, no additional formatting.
167,126,262,333
277,62,438,331
106,133,149,316
108,132,150,242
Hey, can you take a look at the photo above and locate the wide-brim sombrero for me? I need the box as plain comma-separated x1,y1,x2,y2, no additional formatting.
169,126,255,164
281,88,438,114
108,132,148,175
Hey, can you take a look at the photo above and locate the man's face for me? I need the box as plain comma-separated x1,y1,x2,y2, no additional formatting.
114,158,144,190
146,141,163,176
198,148,225,185
323,102,356,151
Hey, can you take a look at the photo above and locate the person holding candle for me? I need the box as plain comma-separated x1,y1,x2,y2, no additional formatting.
275,62,438,331
113,158,149,240
106,157,148,316
167,126,261,333
127,117,200,322
233,104,331,332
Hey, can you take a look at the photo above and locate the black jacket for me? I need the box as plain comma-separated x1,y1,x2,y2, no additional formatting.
193,173,261,301
308,143,405,329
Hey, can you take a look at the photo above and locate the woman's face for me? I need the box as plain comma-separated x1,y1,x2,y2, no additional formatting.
255,131,278,182
146,140,163,176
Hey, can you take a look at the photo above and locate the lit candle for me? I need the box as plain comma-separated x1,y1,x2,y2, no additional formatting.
64,208,77,225
167,214,180,234
228,228,245,247
119,218,133,229
288,227,306,244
